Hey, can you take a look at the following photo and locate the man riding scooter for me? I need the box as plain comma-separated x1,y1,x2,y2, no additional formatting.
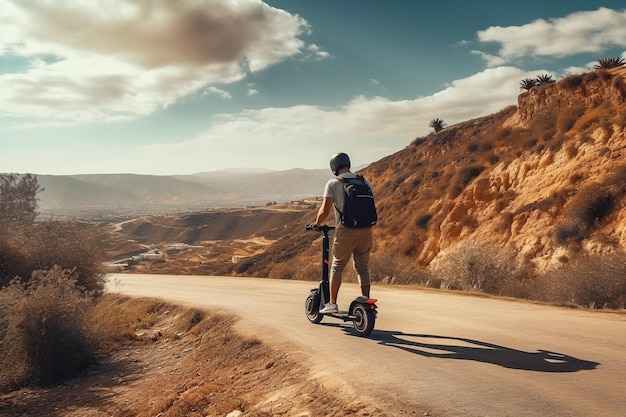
310,152,377,314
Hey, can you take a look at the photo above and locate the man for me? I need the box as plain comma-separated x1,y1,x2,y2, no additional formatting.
312,152,374,314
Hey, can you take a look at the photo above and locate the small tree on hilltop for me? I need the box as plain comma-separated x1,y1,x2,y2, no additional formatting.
594,57,625,69
536,74,555,85
520,78,538,91
429,118,447,132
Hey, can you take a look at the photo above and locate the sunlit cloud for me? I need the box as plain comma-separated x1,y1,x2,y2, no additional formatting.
476,7,626,66
307,44,331,60
205,87,232,99
470,50,507,67
1,2,621,176
0,0,312,123
132,66,537,173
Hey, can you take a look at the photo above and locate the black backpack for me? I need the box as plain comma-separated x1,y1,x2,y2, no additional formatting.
335,175,377,228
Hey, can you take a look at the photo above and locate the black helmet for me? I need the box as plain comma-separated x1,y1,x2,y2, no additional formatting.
330,152,351,176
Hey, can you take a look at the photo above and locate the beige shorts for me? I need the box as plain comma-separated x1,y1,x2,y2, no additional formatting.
330,226,373,287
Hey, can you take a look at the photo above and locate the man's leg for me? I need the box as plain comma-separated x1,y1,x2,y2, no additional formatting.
353,228,373,298
329,257,347,304
360,285,370,298
329,229,353,305
330,284,341,305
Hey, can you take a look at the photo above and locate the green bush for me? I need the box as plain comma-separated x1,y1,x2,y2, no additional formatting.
0,267,99,390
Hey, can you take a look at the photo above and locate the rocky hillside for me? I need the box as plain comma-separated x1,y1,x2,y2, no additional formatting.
109,66,626,281
365,66,626,272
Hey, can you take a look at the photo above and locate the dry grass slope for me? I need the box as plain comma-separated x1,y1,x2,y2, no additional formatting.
0,295,395,417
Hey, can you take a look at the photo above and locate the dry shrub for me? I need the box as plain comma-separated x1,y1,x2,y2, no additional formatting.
555,182,616,245
433,244,533,296
0,216,108,391
369,252,435,286
573,108,601,131
530,110,557,141
557,105,585,133
415,213,432,229
447,165,484,198
506,127,533,147
612,76,626,101
90,295,167,338
565,144,579,159
538,252,626,309
0,267,98,390
561,74,585,90
268,257,319,281
493,126,512,142
0,221,106,294
457,165,484,187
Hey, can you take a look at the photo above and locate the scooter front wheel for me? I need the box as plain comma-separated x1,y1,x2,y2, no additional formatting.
305,293,323,324
352,304,375,336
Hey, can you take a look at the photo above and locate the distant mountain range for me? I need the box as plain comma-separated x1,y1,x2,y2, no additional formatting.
35,168,334,217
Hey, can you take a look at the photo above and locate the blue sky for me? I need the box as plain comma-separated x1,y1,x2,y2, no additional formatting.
1,0,625,175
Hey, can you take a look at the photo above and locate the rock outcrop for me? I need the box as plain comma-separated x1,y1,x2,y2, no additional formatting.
367,67,626,272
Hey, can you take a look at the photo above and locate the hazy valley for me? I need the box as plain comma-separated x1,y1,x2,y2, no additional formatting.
37,168,334,219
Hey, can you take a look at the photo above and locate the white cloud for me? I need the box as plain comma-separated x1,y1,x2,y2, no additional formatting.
0,62,546,175
307,43,331,60
206,87,232,99
135,66,536,173
470,50,507,67
476,7,626,65
0,0,310,123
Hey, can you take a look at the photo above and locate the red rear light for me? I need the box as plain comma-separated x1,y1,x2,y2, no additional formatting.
366,299,377,304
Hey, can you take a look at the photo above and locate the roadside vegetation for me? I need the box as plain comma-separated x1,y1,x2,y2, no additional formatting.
2,294,389,416
366,246,626,309
0,173,107,390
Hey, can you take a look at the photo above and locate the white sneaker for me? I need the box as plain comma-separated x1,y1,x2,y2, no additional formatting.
319,302,338,314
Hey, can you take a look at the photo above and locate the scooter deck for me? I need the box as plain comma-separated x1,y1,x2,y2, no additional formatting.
322,311,353,321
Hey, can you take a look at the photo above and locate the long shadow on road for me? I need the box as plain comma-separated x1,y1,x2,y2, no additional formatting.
334,325,599,372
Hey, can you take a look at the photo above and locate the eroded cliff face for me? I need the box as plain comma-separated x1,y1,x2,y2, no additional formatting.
369,67,626,272
434,133,626,271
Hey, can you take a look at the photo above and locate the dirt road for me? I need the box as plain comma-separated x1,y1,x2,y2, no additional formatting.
108,274,626,417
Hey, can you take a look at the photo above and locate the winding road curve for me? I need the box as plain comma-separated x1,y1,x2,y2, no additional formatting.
108,273,626,417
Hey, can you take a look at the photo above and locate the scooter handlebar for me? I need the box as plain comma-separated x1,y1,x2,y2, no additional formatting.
306,224,335,233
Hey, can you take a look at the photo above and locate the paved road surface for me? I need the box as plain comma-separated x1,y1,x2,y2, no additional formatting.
108,273,626,417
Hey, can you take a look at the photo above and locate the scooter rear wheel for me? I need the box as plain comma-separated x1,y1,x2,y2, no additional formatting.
305,293,323,324
352,304,375,336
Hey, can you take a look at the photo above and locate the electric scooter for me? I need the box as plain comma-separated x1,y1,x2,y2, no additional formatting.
304,225,378,337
